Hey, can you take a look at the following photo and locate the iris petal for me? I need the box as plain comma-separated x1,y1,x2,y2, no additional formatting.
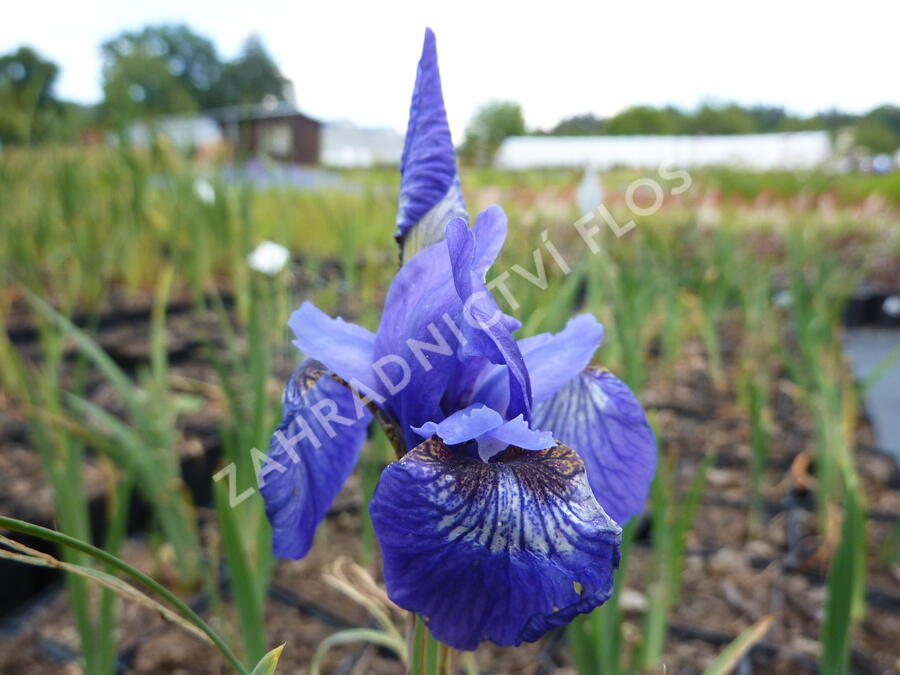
483,415,555,460
261,360,371,559
412,404,504,445
373,236,463,448
519,314,604,405
473,314,604,412
531,367,657,524
289,302,381,398
396,28,467,262
374,213,530,449
445,212,532,421
412,404,554,461
370,438,621,650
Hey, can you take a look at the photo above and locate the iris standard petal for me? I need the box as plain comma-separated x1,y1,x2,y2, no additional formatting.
370,438,621,651
531,367,657,524
261,361,371,559
396,28,467,262
374,214,529,449
288,302,381,398
445,212,533,421
373,237,463,448
473,314,604,413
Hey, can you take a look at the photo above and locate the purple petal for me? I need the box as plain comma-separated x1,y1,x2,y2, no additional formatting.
370,439,620,650
412,404,504,445
373,211,528,449
261,361,371,559
373,237,463,449
474,314,604,413
483,415,555,460
412,404,554,461
289,302,381,398
445,211,532,421
531,367,657,524
396,28,467,261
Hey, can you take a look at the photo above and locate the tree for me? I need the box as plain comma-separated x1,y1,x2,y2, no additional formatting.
100,26,293,121
550,113,605,136
0,46,62,144
603,105,683,135
853,119,900,155
680,104,757,135
861,104,900,152
102,50,198,121
217,36,290,106
459,101,526,165
101,24,222,120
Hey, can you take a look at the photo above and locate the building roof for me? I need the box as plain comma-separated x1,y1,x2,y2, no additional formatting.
206,101,321,125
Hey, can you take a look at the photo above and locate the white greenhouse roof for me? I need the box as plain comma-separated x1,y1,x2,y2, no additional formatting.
321,121,404,168
125,115,224,150
495,131,832,170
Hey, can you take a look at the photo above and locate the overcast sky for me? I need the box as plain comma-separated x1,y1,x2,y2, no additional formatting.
3,1,897,139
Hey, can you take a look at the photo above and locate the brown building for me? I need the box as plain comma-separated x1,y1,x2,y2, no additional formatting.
213,102,321,164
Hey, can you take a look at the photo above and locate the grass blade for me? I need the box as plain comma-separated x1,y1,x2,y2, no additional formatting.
0,516,249,675
821,489,865,675
250,644,285,675
701,614,774,675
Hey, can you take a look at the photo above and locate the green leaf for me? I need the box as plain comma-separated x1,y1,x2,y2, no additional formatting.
250,644,285,675
0,516,249,675
0,533,208,643
22,287,140,412
310,628,406,675
702,615,773,675
860,344,900,394
821,489,865,675
214,478,267,665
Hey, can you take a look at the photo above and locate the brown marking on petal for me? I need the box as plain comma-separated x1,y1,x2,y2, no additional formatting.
328,372,406,459
296,361,328,396
403,437,587,505
291,361,406,458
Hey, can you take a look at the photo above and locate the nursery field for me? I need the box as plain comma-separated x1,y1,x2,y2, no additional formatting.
1,144,899,674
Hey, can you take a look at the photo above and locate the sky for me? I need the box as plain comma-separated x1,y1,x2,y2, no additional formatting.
3,1,897,140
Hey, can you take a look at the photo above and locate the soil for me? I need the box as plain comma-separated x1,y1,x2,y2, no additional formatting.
1,299,899,674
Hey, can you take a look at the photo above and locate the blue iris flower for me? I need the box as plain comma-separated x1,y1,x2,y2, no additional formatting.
261,28,657,651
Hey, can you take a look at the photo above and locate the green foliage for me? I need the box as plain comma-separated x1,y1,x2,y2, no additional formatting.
544,101,900,154
0,516,253,675
250,645,285,675
821,489,866,675
25,278,203,588
853,119,900,154
218,36,289,106
701,615,774,675
101,24,223,117
0,149,894,672
548,113,606,135
459,100,526,165
102,48,199,121
100,24,291,123
0,46,74,144
603,105,685,135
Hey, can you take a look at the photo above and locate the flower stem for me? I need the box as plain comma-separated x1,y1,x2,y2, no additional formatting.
407,614,452,675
